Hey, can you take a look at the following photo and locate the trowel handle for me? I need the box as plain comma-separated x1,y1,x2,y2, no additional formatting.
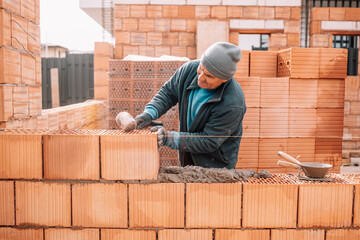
277,160,300,169
278,151,301,165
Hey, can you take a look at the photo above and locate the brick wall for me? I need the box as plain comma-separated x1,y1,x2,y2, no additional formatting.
1,131,360,240
113,1,301,59
94,42,114,101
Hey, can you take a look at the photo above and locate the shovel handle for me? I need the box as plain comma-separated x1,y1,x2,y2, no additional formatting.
277,160,300,169
278,151,301,165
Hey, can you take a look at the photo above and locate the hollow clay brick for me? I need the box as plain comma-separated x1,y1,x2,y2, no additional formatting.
0,132,42,179
147,5,162,18
310,34,331,48
115,31,130,45
289,79,317,108
249,51,277,77
35,56,41,84
155,46,170,57
16,181,71,226
0,85,13,121
227,6,242,18
195,6,210,18
345,8,360,21
21,0,36,22
0,181,14,225
211,6,227,19
102,229,156,240
287,33,300,47
187,46,196,59
258,138,287,170
242,107,260,137
163,5,178,18
45,229,99,240
114,5,130,18
27,21,40,54
260,77,289,108
179,5,195,18
316,108,344,138
21,53,36,84
327,229,360,240
155,19,170,32
298,183,353,228
171,46,187,57
186,19,197,32
0,0,21,14
319,48,347,79
0,47,21,84
101,130,159,180
186,183,242,228
129,183,184,228
290,7,300,20
122,18,138,31
242,177,298,228
72,183,127,228
43,133,100,180
171,19,186,32
130,5,146,18
311,7,329,21
289,109,316,137
139,46,155,57
236,137,259,169
275,7,291,19
234,50,249,77
0,9,11,46
147,32,163,46
260,108,289,138
287,138,315,163
269,33,287,48
139,19,155,32
11,15,27,51
162,32,178,46
329,8,345,21
215,229,270,240
0,228,43,240
94,55,110,71
271,229,325,240
159,229,212,240
236,77,260,108
229,32,239,45
94,42,114,57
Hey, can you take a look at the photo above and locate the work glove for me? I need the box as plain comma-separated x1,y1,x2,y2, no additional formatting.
150,126,178,150
135,112,152,129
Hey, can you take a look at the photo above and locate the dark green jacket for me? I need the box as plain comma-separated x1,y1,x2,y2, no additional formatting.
148,60,246,169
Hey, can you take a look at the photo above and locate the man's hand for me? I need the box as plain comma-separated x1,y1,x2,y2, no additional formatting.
150,126,168,149
135,112,152,129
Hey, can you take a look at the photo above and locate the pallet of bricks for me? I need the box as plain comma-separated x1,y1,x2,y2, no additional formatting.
108,59,187,167
235,48,347,173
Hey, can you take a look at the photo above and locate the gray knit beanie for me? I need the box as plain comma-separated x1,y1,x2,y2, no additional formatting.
200,42,242,80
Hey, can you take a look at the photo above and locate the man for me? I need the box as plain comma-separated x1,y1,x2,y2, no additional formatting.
132,42,246,169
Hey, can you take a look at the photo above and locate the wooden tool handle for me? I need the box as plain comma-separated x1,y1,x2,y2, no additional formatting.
277,160,300,169
278,151,301,165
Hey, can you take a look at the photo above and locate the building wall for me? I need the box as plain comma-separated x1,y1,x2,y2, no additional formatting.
113,1,302,59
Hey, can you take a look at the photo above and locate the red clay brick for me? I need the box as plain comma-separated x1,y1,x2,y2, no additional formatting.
234,50,249,77
0,181,14,225
129,183,184,228
21,0,36,22
22,117,38,129
115,44,122,58
211,6,227,19
271,229,325,240
327,229,360,239
0,85,13,121
102,229,156,240
310,34,332,48
159,229,212,240
287,138,315,163
284,20,299,33
329,7,345,21
43,133,100,180
227,6,242,18
45,229,99,240
27,21,40,54
0,133,42,179
28,86,42,116
249,51,277,77
229,32,239,45
269,33,287,48
101,131,159,180
139,18,155,32
186,183,242,228
260,108,289,138
12,85,29,119
147,5,162,18
163,32,178,46
130,5,146,18
155,19,170,32
16,181,71,226
0,228,43,240
242,107,260,137
260,77,289,108
186,19,197,32
171,19,186,32
72,183,127,228
289,109,316,137
131,32,147,45
35,56,41,84
187,46,196,59
236,137,259,169
289,78,318,108
215,229,270,240
310,21,321,35
114,4,129,18
236,77,260,108
0,9,11,46
122,18,138,31
94,42,114,57
345,8,360,21
163,5,178,18
11,15,27,51
243,6,259,19
179,5,195,18
258,138,287,169
290,7,300,20
115,31,130,45
312,7,329,20
243,179,298,228
94,55,110,71
316,108,344,138
354,184,360,227
21,53,36,84
123,45,139,58
195,6,210,18
147,32,163,46
179,32,194,46
0,47,21,84
298,183,353,228
320,48,347,79
139,46,155,57
275,7,291,19
171,46,187,57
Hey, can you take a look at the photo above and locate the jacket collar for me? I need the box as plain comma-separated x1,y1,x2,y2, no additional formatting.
186,75,233,103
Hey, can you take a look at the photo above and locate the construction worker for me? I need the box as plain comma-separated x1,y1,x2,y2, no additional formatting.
133,42,246,169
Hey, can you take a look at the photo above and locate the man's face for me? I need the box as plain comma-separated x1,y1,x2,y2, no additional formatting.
197,64,227,90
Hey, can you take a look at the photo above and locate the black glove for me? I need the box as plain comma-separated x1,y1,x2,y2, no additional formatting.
135,112,152,129
150,126,168,149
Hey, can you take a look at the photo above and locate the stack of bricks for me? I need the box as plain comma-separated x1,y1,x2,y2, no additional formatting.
114,1,301,60
1,129,360,239
0,100,107,129
235,48,347,173
343,76,360,161
0,0,42,128
94,42,114,101
108,59,187,167
309,7,360,48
